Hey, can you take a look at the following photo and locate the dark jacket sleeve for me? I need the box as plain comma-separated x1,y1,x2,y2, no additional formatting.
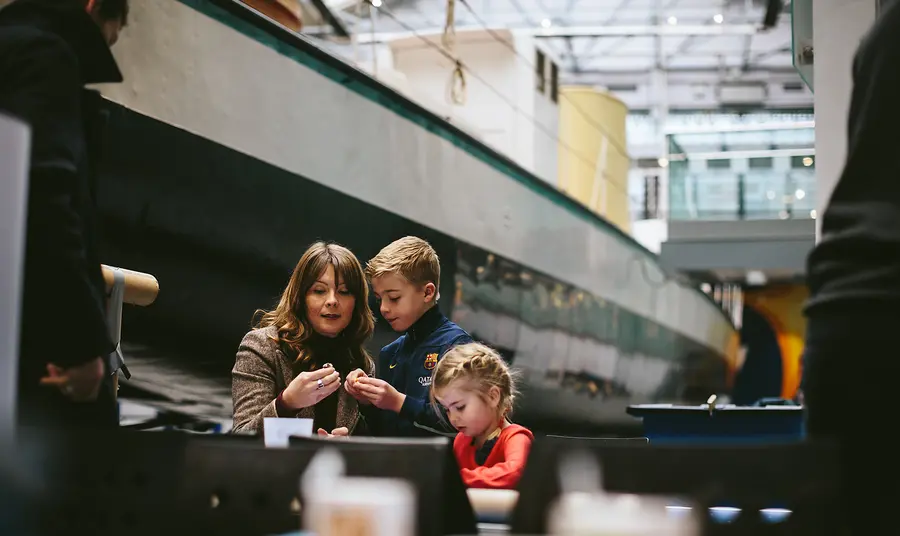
3,34,114,367
397,333,473,434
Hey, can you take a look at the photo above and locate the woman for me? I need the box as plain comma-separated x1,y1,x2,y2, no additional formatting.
231,241,375,435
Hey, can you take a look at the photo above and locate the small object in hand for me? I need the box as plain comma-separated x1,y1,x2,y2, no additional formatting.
317,379,324,390
322,362,333,369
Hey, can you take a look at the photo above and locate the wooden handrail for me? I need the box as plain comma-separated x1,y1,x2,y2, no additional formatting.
101,265,159,307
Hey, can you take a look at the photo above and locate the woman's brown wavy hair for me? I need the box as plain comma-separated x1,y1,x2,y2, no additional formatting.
254,241,374,372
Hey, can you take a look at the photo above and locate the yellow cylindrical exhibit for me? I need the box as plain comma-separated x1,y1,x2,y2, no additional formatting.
557,87,631,233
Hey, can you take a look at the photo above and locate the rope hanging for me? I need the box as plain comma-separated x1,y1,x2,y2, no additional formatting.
442,0,466,105
447,59,467,105
442,0,456,51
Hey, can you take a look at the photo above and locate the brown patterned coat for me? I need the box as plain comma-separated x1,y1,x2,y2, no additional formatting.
231,326,372,434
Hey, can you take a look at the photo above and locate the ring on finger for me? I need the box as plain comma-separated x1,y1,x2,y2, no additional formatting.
317,379,324,390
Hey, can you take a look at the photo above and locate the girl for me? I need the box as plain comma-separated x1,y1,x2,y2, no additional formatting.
430,342,534,489
231,241,375,435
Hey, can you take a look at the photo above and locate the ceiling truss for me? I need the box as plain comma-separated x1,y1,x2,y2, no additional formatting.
306,0,806,108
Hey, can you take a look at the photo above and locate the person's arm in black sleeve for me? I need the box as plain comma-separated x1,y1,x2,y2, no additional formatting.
841,12,900,180
4,36,114,368
397,333,474,434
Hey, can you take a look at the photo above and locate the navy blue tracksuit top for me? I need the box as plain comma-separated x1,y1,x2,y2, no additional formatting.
361,305,472,437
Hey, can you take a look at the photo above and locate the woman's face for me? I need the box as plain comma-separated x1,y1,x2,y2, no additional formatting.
305,264,355,338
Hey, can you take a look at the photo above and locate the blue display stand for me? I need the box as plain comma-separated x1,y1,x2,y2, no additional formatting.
627,404,805,444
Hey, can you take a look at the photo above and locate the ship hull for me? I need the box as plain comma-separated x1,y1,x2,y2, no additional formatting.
97,104,728,435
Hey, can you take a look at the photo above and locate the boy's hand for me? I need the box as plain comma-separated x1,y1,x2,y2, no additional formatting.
344,368,370,404
355,377,406,413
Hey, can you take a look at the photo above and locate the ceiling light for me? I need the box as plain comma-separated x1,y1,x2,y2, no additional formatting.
713,14,724,24
802,156,814,167
795,189,806,200
541,18,552,28
371,0,382,6
667,16,678,25
657,157,669,168
810,209,817,219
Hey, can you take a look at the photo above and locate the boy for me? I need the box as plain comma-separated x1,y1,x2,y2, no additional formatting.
346,236,472,436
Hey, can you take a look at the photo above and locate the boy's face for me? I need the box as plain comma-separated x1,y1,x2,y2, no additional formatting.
371,273,436,333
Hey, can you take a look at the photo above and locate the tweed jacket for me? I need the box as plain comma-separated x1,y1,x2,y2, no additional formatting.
231,326,372,435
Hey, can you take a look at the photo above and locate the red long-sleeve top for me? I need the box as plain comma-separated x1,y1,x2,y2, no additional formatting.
452,423,534,489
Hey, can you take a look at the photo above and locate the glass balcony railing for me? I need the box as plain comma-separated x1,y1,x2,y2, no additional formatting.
665,125,817,221
669,166,817,221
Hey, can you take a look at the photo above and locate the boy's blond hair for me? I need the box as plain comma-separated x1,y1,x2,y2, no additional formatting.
366,236,441,300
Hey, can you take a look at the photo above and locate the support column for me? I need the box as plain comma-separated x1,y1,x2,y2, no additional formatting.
813,0,876,240
651,68,669,218
652,0,670,219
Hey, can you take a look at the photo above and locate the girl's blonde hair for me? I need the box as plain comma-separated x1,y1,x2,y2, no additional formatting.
430,342,518,419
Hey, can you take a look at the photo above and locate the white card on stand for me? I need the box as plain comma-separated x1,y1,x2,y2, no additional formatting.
263,418,314,448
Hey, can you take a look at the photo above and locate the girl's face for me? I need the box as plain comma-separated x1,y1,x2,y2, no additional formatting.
435,380,501,441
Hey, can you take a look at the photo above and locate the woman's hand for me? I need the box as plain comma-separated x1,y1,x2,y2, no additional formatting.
282,365,341,410
355,377,406,413
344,368,370,404
316,426,349,438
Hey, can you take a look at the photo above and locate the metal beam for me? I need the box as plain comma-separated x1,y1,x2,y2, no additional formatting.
507,0,539,27
532,24,762,37
307,0,351,38
601,0,634,25
565,36,577,71
668,147,814,161
587,68,805,83
560,65,799,78
580,0,635,64
664,121,814,135
356,23,764,43
740,34,754,71
749,43,792,64
571,51,764,59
